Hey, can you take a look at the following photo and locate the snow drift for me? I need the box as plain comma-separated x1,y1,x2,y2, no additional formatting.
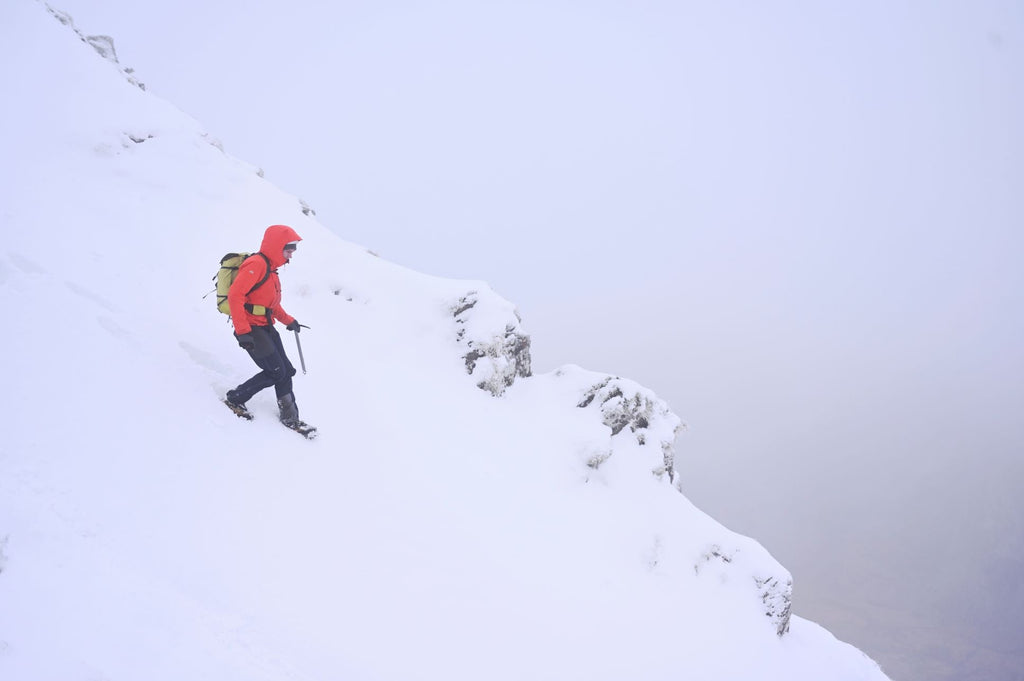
0,3,889,680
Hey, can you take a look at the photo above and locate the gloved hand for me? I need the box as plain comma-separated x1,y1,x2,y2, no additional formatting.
236,333,255,350
286,320,303,333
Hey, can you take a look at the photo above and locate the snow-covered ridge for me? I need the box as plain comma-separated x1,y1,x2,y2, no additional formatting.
0,4,888,680
43,1,144,89
532,364,793,637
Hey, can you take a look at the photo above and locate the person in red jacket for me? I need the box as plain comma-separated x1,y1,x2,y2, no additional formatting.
225,224,305,425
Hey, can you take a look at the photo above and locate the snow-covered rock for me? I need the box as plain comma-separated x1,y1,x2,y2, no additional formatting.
452,288,532,395
571,368,684,485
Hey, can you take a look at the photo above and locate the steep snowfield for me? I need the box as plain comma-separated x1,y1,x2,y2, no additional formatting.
0,3,888,680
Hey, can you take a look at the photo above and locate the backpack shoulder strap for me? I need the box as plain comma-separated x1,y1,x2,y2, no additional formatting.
247,252,273,295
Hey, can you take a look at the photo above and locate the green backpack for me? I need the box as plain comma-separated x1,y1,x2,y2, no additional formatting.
212,252,271,315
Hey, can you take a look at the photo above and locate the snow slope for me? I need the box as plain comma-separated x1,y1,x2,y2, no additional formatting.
0,3,888,679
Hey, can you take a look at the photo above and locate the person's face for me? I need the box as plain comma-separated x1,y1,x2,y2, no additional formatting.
283,242,298,261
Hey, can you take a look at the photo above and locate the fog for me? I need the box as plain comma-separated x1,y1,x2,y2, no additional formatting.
48,1,1024,679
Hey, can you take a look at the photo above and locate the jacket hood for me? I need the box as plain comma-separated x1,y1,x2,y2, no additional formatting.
259,224,303,268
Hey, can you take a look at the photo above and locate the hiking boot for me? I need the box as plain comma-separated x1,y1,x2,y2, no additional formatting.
278,393,300,426
224,390,253,420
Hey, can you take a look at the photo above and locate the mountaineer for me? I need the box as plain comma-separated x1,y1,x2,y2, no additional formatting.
223,224,314,437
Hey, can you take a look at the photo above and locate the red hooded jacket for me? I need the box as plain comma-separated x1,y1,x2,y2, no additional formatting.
227,224,302,336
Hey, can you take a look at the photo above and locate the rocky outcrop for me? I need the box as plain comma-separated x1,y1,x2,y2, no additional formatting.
452,290,532,396
573,371,684,486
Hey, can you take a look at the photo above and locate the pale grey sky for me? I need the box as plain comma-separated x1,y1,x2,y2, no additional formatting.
53,1,1024,678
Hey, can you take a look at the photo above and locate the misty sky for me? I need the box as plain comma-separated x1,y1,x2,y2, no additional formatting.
46,1,1024,679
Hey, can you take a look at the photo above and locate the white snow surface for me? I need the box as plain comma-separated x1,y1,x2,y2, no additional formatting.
0,3,889,680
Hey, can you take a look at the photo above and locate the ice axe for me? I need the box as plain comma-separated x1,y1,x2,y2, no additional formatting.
291,324,310,373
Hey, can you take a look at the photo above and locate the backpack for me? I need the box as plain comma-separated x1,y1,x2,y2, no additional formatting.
212,252,271,315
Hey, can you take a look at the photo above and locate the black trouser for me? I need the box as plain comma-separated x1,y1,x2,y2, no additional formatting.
231,324,296,403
